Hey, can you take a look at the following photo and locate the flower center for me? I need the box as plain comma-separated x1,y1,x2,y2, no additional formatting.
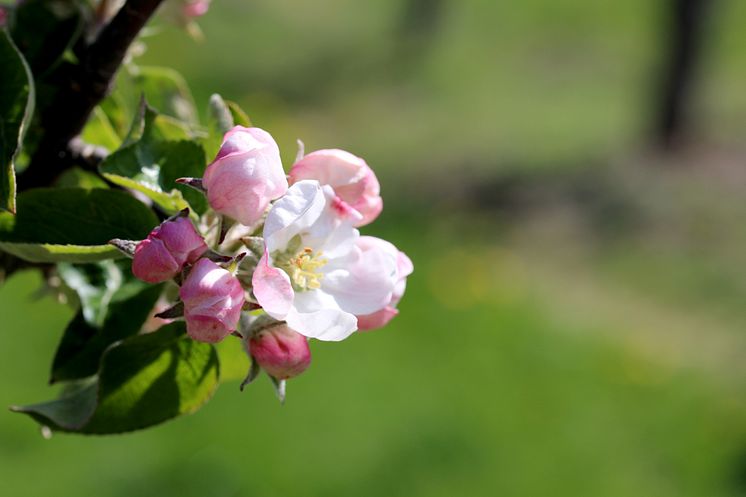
274,244,328,291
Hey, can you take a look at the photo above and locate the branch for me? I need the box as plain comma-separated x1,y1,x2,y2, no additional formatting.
17,0,165,190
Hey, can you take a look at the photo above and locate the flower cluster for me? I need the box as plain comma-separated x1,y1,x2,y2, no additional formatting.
122,126,412,390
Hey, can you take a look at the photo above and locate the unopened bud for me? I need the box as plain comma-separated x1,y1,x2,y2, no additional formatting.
202,126,287,226
288,149,382,227
248,323,311,380
132,214,208,283
180,259,245,343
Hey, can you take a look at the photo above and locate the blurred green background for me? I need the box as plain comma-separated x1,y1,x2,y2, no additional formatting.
4,0,746,495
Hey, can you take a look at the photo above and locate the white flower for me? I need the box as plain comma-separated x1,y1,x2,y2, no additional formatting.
252,180,396,341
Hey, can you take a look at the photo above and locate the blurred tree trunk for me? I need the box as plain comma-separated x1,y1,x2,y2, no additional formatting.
654,0,712,150
395,0,444,69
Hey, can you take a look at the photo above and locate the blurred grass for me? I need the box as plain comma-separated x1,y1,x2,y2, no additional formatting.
3,220,746,497
5,0,746,495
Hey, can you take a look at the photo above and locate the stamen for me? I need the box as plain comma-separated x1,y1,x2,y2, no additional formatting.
275,246,328,291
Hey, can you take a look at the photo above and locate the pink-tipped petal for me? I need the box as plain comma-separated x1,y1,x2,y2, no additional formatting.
350,237,413,331
356,306,399,331
288,149,382,227
253,253,294,319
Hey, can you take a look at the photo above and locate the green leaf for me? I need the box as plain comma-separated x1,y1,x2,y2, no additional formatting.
12,323,220,434
100,104,208,215
0,242,120,263
81,107,121,152
56,259,150,327
9,0,87,76
0,30,34,213
57,260,124,326
0,188,158,262
99,91,130,140
51,283,163,383
55,167,110,190
133,66,198,126
104,68,205,155
215,337,251,382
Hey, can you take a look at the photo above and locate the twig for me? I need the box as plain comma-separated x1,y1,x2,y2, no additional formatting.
17,0,165,190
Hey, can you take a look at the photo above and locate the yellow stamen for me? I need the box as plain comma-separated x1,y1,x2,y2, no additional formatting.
277,246,328,291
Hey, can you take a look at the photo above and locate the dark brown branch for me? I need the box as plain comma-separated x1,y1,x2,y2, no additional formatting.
17,0,164,190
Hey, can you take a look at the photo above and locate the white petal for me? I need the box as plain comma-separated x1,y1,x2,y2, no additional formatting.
264,180,326,252
292,288,341,313
286,307,358,341
322,244,397,315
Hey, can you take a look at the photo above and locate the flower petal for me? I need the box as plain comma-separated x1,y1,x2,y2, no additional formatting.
357,306,399,331
322,244,396,315
264,180,326,253
285,307,358,341
252,253,294,319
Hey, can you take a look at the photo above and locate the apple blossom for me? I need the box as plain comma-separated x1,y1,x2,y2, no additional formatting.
180,258,245,343
252,180,396,341
354,237,413,331
289,149,382,227
132,215,207,283
203,126,288,226
248,323,311,380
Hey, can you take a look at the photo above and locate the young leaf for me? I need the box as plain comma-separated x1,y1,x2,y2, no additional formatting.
100,104,208,215
133,66,198,126
9,0,87,76
81,107,122,152
226,100,251,127
0,30,34,213
57,260,124,327
204,93,233,158
12,323,220,435
0,188,158,262
51,283,164,383
204,95,252,159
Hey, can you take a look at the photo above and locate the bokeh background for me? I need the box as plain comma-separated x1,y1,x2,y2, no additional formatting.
4,0,746,495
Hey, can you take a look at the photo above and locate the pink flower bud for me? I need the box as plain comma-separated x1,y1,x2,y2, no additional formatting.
289,149,382,227
179,259,245,343
248,324,311,379
203,126,288,226
132,216,207,283
354,238,413,331
182,0,210,18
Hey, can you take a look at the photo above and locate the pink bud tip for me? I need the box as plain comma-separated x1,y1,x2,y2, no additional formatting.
202,126,288,227
182,0,210,18
132,217,208,283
